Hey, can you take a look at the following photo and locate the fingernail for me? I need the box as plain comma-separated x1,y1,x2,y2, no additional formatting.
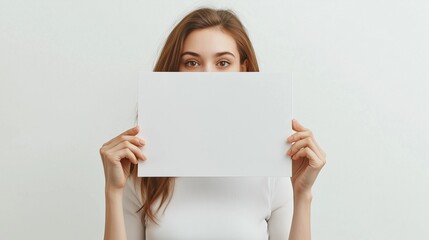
287,149,291,156
140,139,145,145
287,136,293,142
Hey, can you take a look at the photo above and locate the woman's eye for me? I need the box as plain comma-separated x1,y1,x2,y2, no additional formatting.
217,60,230,68
185,60,199,67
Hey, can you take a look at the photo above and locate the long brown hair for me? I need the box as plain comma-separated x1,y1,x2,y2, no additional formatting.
131,7,260,224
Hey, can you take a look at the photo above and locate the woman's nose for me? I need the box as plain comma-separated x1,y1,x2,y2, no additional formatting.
202,65,215,72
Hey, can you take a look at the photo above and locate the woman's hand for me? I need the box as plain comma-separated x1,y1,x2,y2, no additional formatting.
99,126,146,192
287,119,326,195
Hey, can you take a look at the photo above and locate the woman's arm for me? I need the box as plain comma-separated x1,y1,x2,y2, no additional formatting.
104,189,126,240
289,191,312,240
100,126,146,240
287,119,326,240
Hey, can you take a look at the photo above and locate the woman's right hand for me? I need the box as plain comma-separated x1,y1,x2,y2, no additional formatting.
99,126,146,192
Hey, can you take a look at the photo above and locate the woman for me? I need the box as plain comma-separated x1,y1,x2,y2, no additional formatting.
100,8,326,240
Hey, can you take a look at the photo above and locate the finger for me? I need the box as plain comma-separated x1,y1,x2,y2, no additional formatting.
110,148,139,165
120,125,140,136
109,141,146,161
104,134,145,150
292,147,325,170
287,137,324,160
287,130,324,158
287,126,325,157
292,119,307,132
287,131,311,143
104,126,140,146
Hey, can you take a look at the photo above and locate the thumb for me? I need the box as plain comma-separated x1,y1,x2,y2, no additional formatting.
292,119,306,131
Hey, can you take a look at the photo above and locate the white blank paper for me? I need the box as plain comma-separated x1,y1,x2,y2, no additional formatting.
138,72,292,177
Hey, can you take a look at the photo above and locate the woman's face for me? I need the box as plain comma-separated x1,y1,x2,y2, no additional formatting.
179,27,247,72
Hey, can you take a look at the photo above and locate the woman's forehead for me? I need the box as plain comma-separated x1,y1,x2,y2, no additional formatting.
182,27,239,56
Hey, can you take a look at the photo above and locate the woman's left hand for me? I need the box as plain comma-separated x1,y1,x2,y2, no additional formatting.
287,119,326,195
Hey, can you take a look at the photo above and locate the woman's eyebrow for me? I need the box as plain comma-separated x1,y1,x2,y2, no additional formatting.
180,51,236,58
181,51,200,57
215,52,235,58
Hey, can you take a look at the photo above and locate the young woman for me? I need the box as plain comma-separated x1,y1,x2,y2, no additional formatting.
100,8,326,240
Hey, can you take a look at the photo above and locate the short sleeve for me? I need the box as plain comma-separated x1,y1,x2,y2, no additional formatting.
267,177,293,240
123,176,145,240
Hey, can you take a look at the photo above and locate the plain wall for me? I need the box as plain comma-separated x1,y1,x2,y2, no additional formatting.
1,0,428,239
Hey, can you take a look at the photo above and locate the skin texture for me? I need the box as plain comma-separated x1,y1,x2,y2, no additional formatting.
101,27,326,240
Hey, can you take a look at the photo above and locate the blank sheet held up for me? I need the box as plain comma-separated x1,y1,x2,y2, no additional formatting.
138,72,292,177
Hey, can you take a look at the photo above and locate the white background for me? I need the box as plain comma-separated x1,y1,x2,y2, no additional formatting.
1,0,428,239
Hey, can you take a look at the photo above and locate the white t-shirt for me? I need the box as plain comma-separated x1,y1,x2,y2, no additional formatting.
123,176,293,240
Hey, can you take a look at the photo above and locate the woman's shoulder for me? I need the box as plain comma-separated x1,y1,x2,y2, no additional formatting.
268,177,292,188
268,177,293,210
